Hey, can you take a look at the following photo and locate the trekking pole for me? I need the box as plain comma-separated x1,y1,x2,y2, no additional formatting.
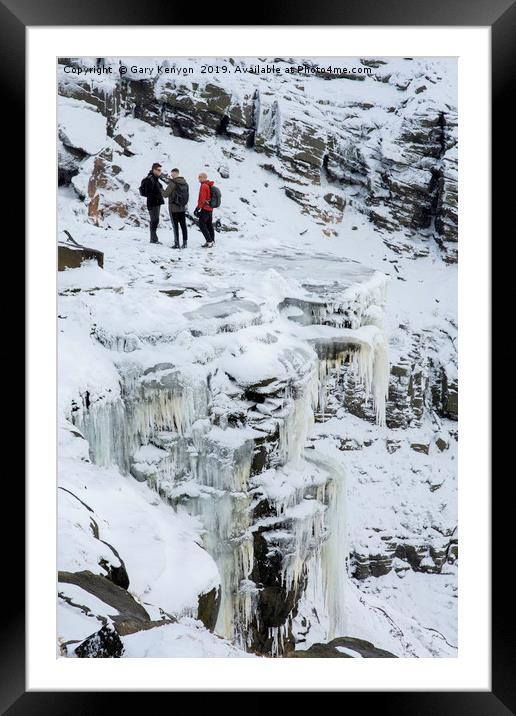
62,230,83,248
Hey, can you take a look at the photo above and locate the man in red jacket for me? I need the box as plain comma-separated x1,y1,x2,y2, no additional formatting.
194,173,216,248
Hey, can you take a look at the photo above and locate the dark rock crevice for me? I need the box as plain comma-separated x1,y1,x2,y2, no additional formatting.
216,114,230,137
197,587,221,631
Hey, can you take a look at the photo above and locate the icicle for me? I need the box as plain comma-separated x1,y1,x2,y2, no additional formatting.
70,373,209,472
320,464,348,639
279,498,327,596
268,623,290,657
315,329,390,427
278,363,319,464
317,355,344,415
285,454,349,646
347,330,389,427
72,398,130,470
183,438,256,646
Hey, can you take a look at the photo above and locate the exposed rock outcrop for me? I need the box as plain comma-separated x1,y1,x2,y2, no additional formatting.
286,636,397,658
58,242,104,270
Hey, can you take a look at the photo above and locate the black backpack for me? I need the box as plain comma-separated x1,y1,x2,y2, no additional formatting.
209,185,221,208
173,182,189,207
139,176,149,198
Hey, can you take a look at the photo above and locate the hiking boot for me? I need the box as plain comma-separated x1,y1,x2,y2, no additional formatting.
181,242,187,249
201,242,210,248
150,240,163,245
172,242,180,249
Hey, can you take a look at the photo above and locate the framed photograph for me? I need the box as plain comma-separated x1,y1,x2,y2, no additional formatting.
10,0,508,708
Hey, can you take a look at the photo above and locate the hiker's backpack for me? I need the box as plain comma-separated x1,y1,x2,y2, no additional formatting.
173,182,189,208
139,176,149,198
209,185,222,208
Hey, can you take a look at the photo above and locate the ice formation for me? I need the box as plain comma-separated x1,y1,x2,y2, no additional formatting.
64,282,390,651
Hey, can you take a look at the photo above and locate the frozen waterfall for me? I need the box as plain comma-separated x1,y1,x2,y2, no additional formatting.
64,269,390,655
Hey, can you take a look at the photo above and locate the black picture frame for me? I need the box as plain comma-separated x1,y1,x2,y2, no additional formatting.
9,0,509,710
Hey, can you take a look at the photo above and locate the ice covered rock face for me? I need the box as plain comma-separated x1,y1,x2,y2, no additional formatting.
67,253,390,654
58,57,457,658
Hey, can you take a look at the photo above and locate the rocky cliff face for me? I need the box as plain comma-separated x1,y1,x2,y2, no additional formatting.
57,57,457,658
58,57,457,260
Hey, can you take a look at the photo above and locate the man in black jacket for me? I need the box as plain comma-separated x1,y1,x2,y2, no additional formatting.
141,163,165,244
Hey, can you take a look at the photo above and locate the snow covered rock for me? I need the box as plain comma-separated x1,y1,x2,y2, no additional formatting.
121,618,258,658
58,241,104,271
287,636,396,658
58,97,107,155
75,623,124,658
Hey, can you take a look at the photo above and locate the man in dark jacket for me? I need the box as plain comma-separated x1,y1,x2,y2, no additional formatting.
161,169,189,249
141,163,164,244
194,173,215,248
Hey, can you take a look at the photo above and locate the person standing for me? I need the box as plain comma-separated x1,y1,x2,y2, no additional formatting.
194,173,216,248
161,168,189,249
139,163,164,244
